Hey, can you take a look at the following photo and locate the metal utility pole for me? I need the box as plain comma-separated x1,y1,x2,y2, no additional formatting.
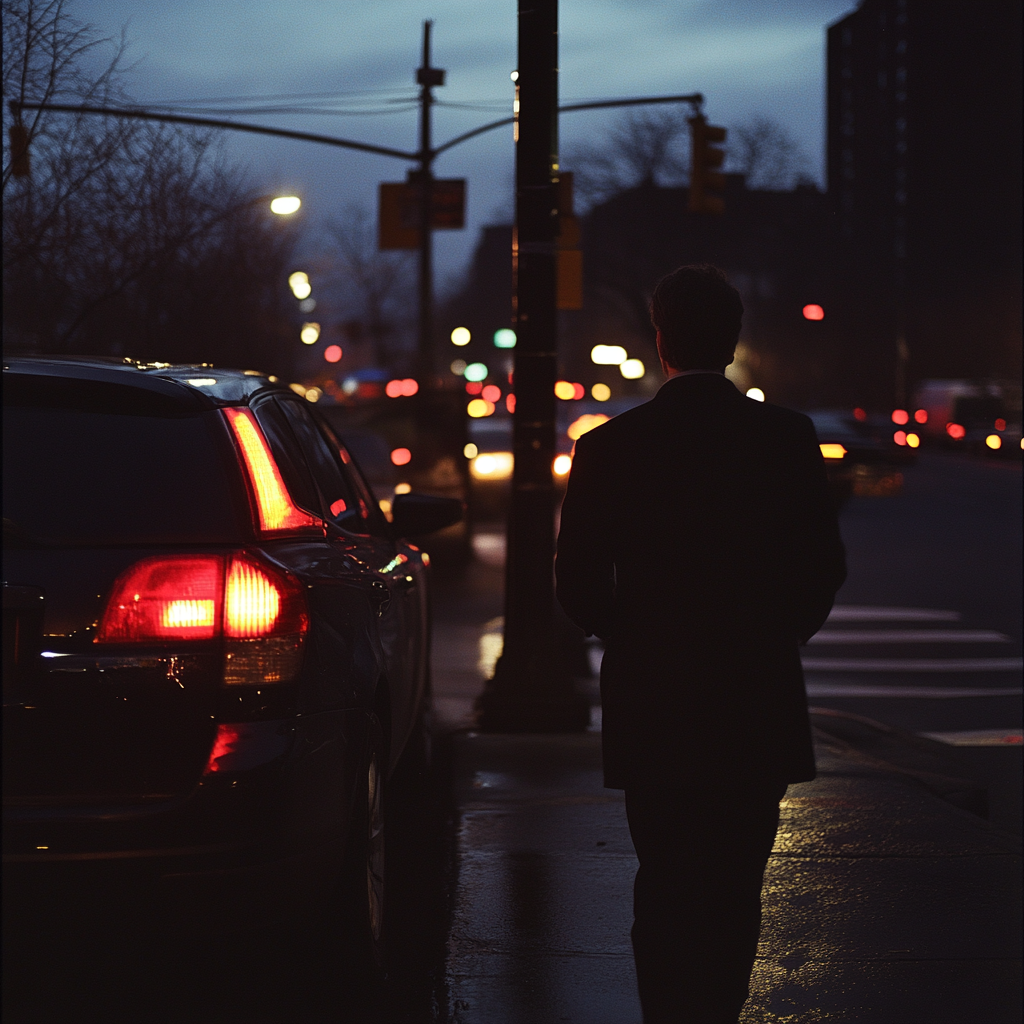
477,0,589,732
414,20,444,384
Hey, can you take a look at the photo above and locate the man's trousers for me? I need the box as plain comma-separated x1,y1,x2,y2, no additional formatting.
624,778,789,1023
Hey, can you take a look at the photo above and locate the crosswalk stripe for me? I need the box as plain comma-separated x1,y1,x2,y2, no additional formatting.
809,629,1010,644
827,606,961,622
806,683,1022,698
801,657,1023,672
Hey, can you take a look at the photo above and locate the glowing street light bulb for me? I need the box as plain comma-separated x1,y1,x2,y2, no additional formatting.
451,327,471,346
300,322,320,345
288,272,311,300
270,196,301,215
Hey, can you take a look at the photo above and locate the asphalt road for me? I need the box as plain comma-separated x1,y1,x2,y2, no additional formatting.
807,450,1022,831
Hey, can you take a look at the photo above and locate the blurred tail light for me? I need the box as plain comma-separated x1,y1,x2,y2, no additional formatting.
96,553,308,685
946,422,966,440
223,407,321,535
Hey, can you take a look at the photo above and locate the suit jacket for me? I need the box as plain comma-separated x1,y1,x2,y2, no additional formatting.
556,373,846,789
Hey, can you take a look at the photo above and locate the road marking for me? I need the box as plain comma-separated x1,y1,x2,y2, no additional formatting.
801,657,1023,672
827,606,961,622
806,683,1022,698
809,629,1010,644
921,729,1023,746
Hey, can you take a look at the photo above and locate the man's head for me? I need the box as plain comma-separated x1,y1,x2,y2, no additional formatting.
649,264,743,373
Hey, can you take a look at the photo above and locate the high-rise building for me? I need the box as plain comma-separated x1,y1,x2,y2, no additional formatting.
827,0,1021,406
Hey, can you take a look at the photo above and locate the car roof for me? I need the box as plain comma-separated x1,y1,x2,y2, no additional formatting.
3,355,284,406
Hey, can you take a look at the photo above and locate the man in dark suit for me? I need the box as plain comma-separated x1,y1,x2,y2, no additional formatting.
556,264,846,1023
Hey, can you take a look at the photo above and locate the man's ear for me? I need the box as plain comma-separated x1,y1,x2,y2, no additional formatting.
655,331,675,376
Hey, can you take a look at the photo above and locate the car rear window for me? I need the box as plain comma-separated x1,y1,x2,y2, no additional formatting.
3,375,245,545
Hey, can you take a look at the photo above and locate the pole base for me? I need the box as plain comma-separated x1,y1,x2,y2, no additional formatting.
475,672,592,734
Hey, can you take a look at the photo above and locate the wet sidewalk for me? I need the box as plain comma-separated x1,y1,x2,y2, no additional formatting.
443,729,1022,1024
433,541,1023,1023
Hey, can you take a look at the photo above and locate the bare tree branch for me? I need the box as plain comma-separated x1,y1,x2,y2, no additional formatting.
323,204,414,369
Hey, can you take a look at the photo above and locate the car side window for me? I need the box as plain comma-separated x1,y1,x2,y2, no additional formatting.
275,397,379,536
315,414,392,539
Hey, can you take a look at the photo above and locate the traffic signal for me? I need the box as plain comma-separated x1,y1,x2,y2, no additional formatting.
8,123,30,178
688,115,726,214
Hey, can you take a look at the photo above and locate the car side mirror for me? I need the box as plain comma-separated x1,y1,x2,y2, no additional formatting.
390,492,464,538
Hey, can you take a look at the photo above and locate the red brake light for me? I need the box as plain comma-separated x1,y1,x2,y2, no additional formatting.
96,553,307,643
223,407,321,534
96,556,222,642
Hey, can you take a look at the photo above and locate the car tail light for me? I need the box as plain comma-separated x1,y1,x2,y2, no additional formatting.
96,556,223,642
96,553,308,685
223,407,321,535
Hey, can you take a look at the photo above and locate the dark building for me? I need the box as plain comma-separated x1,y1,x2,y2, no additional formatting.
827,0,1022,407
441,179,837,409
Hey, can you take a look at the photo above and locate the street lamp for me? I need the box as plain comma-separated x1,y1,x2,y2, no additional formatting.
269,195,301,215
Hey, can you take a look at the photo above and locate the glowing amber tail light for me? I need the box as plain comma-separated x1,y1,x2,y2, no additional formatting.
223,407,320,534
226,556,282,637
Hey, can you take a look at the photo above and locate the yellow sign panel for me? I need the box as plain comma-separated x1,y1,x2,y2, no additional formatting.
378,179,467,250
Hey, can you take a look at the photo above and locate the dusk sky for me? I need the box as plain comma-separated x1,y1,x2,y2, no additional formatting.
73,0,857,293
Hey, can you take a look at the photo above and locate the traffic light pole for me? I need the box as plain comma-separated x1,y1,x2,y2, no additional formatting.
414,21,443,386
476,0,589,732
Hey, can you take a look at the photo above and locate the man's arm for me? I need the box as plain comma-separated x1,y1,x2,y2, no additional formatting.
555,432,616,639
788,416,847,643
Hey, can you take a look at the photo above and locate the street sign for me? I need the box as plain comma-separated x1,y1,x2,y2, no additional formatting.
379,178,466,249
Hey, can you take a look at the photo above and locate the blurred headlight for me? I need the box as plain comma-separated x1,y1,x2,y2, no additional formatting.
470,451,514,481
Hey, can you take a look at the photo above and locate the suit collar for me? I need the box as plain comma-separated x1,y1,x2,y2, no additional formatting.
654,372,740,402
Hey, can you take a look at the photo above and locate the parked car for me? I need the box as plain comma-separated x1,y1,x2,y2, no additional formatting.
2,356,462,970
805,409,908,505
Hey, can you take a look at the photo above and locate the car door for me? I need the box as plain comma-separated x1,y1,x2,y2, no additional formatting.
272,398,422,759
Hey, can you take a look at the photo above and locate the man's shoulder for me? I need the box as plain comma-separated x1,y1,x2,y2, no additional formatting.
575,399,657,450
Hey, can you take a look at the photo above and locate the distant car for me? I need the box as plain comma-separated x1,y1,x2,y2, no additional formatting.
806,410,908,504
2,356,462,969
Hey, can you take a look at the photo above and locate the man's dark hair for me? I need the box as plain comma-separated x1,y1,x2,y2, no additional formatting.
649,264,743,370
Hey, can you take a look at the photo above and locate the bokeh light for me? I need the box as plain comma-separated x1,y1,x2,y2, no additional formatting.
451,359,467,375
946,422,966,439
620,359,645,379
481,384,501,403
493,328,517,349
914,409,928,424
463,443,479,459
985,434,1002,450
464,362,488,382
746,387,765,402
592,383,611,401
802,304,824,320
553,454,573,476
300,322,320,345
906,432,920,448
591,344,627,365
568,413,610,440
390,448,412,466
288,272,311,300
894,430,908,445
451,327,471,346
554,380,576,400
467,399,496,418
324,345,342,363
891,409,909,425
